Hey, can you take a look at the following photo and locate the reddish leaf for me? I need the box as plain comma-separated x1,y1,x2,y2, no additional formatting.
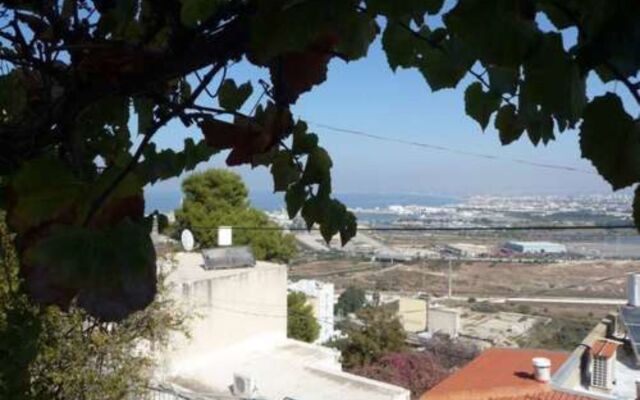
271,33,339,105
200,109,293,166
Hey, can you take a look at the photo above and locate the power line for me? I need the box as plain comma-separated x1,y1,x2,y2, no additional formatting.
186,224,635,232
305,120,597,175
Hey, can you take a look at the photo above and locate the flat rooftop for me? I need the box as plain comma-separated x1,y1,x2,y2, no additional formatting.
166,338,409,400
162,251,283,284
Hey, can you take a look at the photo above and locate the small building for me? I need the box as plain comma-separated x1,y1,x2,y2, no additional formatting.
288,279,335,343
503,241,567,254
443,243,489,258
427,306,461,338
385,297,428,333
157,237,409,400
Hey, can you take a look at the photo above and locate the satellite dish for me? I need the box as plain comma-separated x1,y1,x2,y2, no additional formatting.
181,229,195,252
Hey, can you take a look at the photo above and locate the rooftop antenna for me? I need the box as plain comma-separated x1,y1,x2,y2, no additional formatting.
181,229,195,252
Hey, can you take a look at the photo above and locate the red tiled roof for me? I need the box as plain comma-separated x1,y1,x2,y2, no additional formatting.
491,392,592,400
590,339,619,359
420,348,587,400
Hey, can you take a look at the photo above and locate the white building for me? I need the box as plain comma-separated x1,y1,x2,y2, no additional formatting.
288,279,335,343
427,306,461,338
550,273,640,399
158,249,409,400
503,241,567,254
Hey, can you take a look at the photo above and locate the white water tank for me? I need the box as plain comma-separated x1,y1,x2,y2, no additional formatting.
218,226,233,247
627,273,640,307
532,357,551,383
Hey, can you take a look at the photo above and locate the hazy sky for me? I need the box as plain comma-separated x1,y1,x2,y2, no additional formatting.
147,25,637,200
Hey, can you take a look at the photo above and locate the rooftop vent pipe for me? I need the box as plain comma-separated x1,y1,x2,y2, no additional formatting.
532,357,551,383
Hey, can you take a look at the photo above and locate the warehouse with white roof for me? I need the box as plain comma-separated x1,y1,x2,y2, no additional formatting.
503,241,567,254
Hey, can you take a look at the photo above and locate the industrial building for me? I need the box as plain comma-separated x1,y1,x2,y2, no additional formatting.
503,241,567,254
443,243,490,258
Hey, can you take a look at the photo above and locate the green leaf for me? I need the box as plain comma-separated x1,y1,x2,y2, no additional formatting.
7,157,84,234
249,1,335,63
487,66,519,95
335,13,378,61
319,199,347,243
218,79,253,112
180,0,219,28
137,140,217,185
301,195,322,230
417,32,474,91
518,85,555,145
271,152,301,192
525,112,554,146
133,96,154,134
0,72,27,121
23,219,156,321
444,0,540,67
382,22,416,71
366,0,445,17
292,121,319,154
301,147,333,184
579,94,640,190
495,104,524,145
464,82,501,130
285,183,306,219
340,211,358,246
521,33,586,126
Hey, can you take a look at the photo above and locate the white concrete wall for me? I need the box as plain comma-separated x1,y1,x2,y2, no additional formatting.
428,307,460,337
162,253,287,374
397,298,427,333
288,280,335,343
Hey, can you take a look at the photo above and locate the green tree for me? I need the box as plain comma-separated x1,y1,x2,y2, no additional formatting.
336,286,367,316
0,216,188,400
338,307,406,368
175,169,297,262
287,292,320,343
0,1,639,322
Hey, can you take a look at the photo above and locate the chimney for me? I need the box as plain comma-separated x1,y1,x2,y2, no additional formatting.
532,357,551,383
628,273,640,307
218,226,232,247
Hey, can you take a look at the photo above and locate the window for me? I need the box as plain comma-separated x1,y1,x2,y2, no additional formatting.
182,283,191,299
592,357,608,388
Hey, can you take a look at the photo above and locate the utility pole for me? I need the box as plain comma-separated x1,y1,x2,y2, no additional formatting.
447,259,452,298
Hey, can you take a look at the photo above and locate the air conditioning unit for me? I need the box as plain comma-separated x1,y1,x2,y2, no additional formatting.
232,373,257,399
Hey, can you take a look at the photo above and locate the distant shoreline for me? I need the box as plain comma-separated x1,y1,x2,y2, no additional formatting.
144,190,461,213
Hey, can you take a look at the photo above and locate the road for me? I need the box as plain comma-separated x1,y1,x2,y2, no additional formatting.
448,295,626,306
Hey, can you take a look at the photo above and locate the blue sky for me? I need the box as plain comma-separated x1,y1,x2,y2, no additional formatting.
147,28,636,202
